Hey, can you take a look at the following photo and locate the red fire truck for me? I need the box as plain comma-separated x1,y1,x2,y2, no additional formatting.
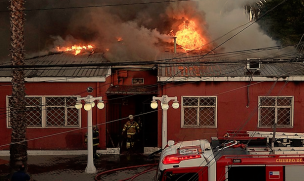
157,131,304,181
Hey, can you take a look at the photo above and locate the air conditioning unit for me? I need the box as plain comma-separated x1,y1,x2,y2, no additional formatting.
246,58,261,70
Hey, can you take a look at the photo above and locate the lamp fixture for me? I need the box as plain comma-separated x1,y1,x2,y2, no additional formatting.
172,100,179,109
151,100,158,109
75,101,82,109
97,101,105,109
84,103,92,111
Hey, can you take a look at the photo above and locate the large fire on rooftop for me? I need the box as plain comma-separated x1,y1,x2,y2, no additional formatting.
57,45,94,55
0,0,279,61
47,1,213,60
174,20,207,51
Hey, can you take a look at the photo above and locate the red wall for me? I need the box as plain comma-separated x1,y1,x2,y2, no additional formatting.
0,80,111,150
112,69,156,86
159,81,304,147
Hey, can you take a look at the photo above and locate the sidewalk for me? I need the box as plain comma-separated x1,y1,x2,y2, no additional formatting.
0,154,157,181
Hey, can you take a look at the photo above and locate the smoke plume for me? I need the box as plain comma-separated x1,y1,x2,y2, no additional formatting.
0,0,288,62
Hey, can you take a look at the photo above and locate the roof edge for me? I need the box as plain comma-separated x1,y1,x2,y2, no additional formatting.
0,77,106,82
158,76,304,82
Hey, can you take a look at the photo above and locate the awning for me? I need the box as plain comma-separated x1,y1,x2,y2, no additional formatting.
106,85,157,95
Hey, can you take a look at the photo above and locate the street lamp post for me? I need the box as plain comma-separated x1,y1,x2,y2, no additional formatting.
151,95,179,149
75,94,105,174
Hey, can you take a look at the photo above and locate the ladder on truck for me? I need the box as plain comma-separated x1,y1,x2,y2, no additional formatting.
247,131,304,155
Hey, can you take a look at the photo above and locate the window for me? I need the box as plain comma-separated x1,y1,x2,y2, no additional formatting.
258,96,293,128
132,78,144,85
181,96,217,128
7,96,80,128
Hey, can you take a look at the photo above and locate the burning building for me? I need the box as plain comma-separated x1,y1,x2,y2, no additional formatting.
0,0,292,154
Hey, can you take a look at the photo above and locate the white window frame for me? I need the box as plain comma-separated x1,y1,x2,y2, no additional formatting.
258,96,294,128
181,96,217,128
6,95,81,128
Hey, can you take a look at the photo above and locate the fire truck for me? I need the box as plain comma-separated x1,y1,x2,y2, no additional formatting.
156,131,304,181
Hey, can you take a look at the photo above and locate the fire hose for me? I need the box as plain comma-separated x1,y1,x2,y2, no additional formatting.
95,163,158,181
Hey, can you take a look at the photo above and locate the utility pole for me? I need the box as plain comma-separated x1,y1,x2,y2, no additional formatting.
9,0,27,172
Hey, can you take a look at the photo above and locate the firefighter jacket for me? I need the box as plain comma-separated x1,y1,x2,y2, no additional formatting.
85,129,100,147
93,129,99,147
122,121,139,138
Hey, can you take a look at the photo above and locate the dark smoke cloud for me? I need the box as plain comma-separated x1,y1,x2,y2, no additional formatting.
0,0,212,62
0,0,284,62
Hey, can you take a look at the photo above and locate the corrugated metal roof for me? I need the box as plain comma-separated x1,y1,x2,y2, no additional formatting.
0,52,110,77
158,62,304,78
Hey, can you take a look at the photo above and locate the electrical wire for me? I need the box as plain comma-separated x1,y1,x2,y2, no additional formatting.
0,0,191,13
0,60,302,117
0,63,301,149
0,64,300,181
1,50,301,69
185,62,295,181
181,79,279,181
0,65,271,147
0,59,301,121
187,50,297,180
0,0,294,161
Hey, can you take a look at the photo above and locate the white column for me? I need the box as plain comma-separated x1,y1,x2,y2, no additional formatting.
85,107,96,173
162,108,168,149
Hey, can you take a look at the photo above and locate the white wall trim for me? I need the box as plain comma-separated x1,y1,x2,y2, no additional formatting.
158,76,304,82
0,77,106,82
106,68,112,78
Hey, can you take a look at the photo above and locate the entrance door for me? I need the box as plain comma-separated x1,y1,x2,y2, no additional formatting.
140,100,158,147
106,95,157,153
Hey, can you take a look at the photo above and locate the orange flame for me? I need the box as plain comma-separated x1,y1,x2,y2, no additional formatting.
117,37,123,42
57,45,94,55
175,20,206,51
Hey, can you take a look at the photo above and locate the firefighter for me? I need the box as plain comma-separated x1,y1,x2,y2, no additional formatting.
93,126,100,159
121,115,140,150
85,126,100,159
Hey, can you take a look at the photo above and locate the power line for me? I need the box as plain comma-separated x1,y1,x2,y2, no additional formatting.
0,0,191,13
0,0,293,150
0,55,301,69
0,63,300,151
192,0,288,63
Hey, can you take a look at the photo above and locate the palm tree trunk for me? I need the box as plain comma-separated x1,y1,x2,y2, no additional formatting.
9,0,27,172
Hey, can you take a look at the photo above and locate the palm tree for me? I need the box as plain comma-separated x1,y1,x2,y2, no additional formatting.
246,0,304,45
245,0,268,21
9,0,27,172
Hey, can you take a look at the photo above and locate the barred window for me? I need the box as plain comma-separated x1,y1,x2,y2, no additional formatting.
7,96,80,128
181,96,217,128
258,96,293,128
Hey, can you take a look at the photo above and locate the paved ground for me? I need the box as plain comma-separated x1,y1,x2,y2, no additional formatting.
0,154,158,181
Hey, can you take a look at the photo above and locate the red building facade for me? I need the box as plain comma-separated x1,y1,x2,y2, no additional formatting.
1,56,304,152
157,61,304,147
0,53,159,152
